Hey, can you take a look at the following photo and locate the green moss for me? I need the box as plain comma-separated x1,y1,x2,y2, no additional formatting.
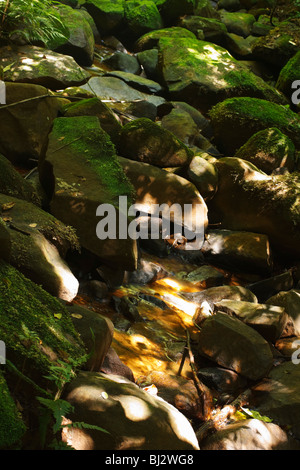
276,50,300,95
0,371,26,449
124,0,163,35
135,26,196,50
0,261,86,377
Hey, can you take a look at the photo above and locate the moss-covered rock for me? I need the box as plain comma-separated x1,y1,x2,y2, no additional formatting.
219,10,255,38
118,118,193,167
0,370,26,449
82,0,125,36
156,37,286,112
0,260,86,386
178,15,228,46
124,0,163,37
252,21,300,67
276,50,300,100
234,127,296,173
40,116,138,270
209,97,300,154
50,4,95,66
134,27,196,51
62,97,122,144
194,0,220,19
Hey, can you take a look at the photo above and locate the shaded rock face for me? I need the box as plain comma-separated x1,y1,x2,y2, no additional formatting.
39,116,138,271
62,371,200,450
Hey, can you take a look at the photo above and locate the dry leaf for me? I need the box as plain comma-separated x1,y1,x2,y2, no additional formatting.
2,202,15,211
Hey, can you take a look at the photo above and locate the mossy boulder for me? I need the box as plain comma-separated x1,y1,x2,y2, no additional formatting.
209,97,300,154
0,45,90,90
252,21,300,67
178,15,228,45
160,108,200,146
234,127,296,174
102,51,141,75
156,37,286,113
118,118,193,167
0,260,86,387
186,154,219,199
219,10,255,38
104,70,163,94
124,0,163,38
134,27,196,51
0,193,80,301
276,50,300,100
0,370,26,449
82,0,125,36
50,4,95,66
194,0,220,19
208,157,300,258
0,82,62,164
62,97,122,144
40,116,138,271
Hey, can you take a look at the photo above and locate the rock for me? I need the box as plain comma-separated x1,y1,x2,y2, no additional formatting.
219,10,255,38
0,154,40,205
161,108,200,146
82,0,125,36
101,346,135,381
207,158,300,258
61,371,200,450
200,419,300,450
209,97,300,154
170,102,212,138
179,265,225,288
252,361,300,439
126,259,167,285
178,15,227,46
124,0,163,38
78,279,109,300
185,285,258,306
113,295,144,323
156,37,286,113
234,127,296,174
275,337,300,358
224,33,257,58
194,0,220,18
197,366,247,394
62,97,122,144
141,370,203,420
159,0,196,25
0,260,86,386
102,51,141,75
109,99,157,121
51,4,95,66
66,303,114,372
186,154,219,200
0,371,26,449
39,116,138,271
201,229,273,273
104,70,163,94
137,48,159,81
247,271,295,302
79,76,165,108
135,27,197,51
266,290,300,336
0,193,80,301
215,299,288,342
0,82,62,164
252,22,300,68
118,118,193,168
196,312,273,380
0,45,90,90
118,156,208,249
276,50,300,101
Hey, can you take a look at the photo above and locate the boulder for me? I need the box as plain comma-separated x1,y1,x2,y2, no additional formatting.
118,156,208,249
39,116,138,271
82,0,125,36
179,265,225,288
51,4,95,66
209,97,300,154
0,82,62,164
178,16,227,46
196,312,273,380
185,285,258,306
207,158,300,258
186,154,219,200
276,50,300,100
200,419,300,450
124,0,163,38
252,361,300,439
161,108,200,146
104,71,163,94
118,118,193,167
0,45,90,90
61,371,200,450
215,299,288,342
234,127,296,174
201,229,273,273
0,193,79,301
156,37,286,113
218,10,255,38
135,27,196,51
102,51,141,75
247,271,295,303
